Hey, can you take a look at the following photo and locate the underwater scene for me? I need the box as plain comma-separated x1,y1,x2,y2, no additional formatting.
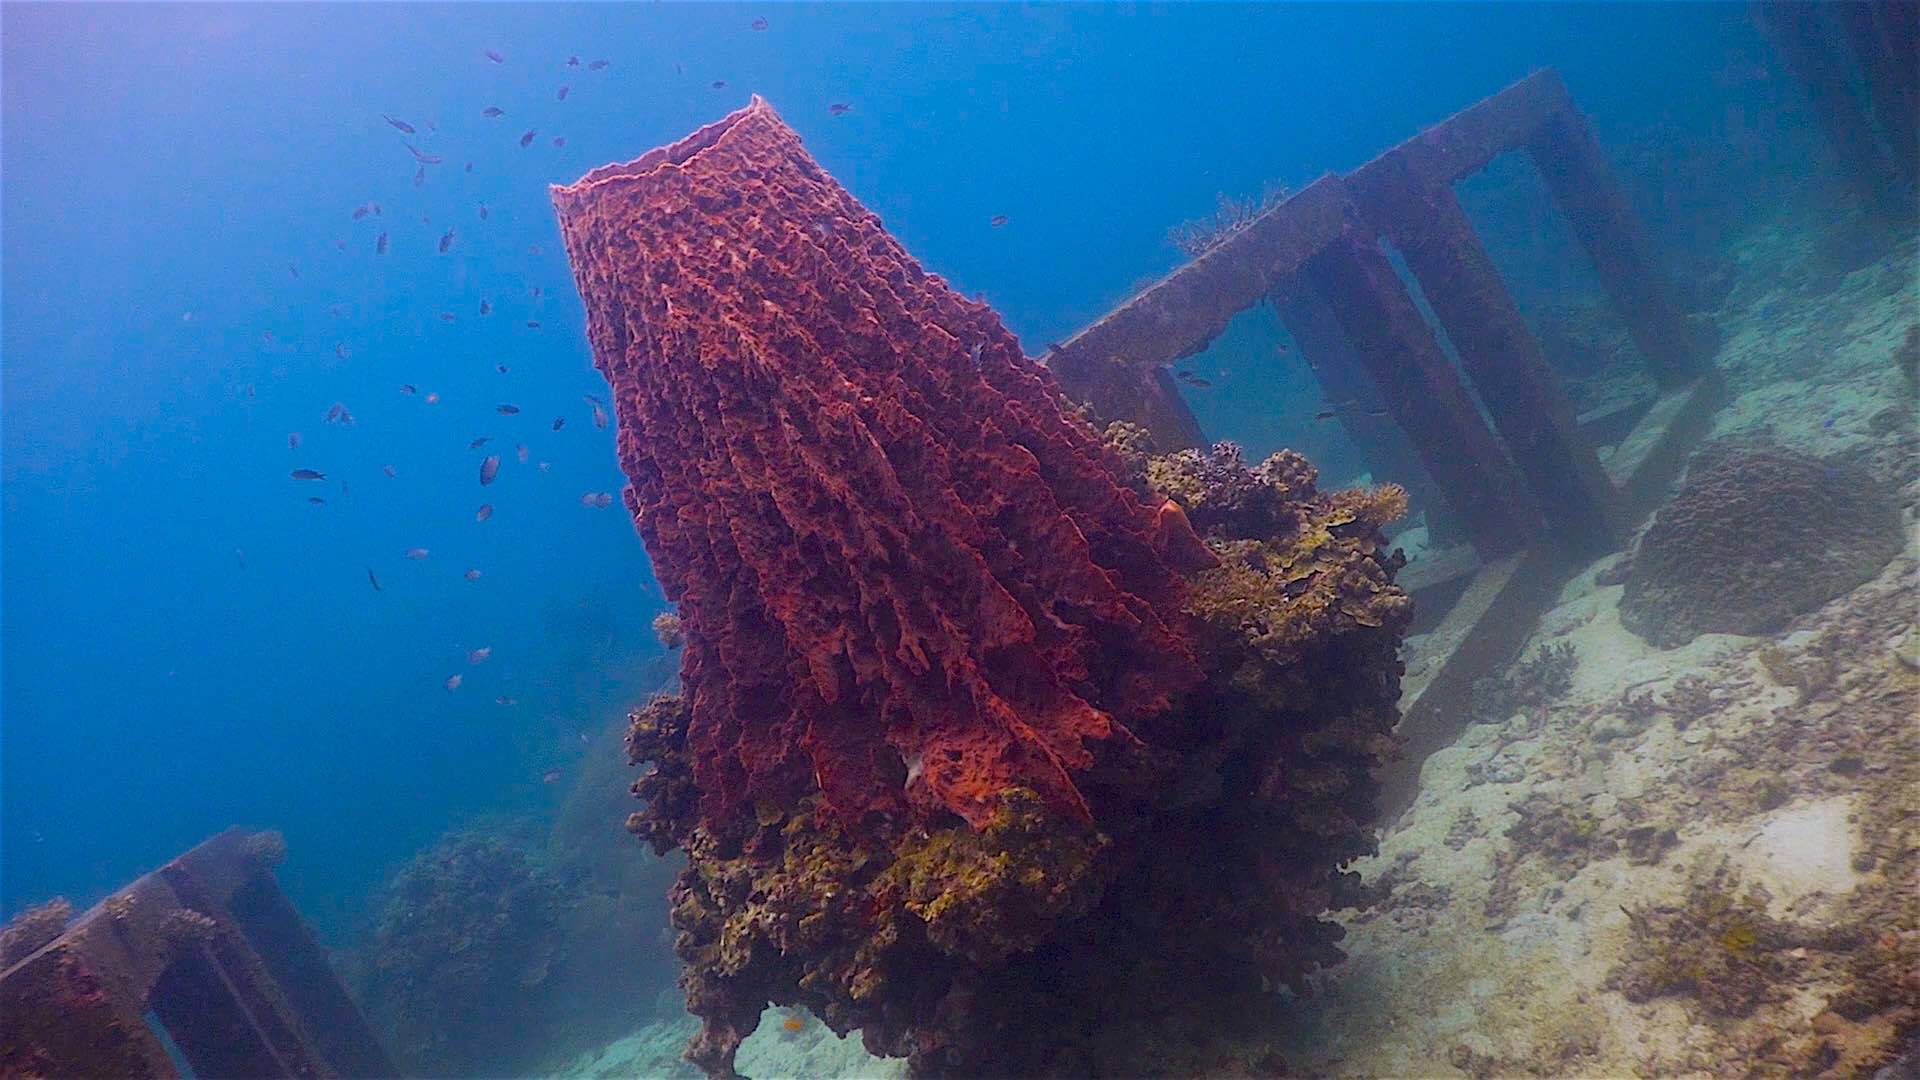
2,2,1916,1077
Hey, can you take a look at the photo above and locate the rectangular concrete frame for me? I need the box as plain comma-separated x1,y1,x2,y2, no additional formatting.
1041,68,1723,824
0,828,394,1079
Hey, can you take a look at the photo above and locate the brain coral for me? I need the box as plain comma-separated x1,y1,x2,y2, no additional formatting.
1620,444,1905,647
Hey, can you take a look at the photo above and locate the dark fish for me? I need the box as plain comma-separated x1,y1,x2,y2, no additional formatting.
526,320,542,329
551,417,566,431
829,102,851,116
751,16,768,30
413,165,425,187
989,214,1008,227
324,402,353,424
584,393,605,405
288,432,302,450
520,129,536,148
480,454,500,485
480,300,493,315
478,203,489,220
551,136,566,147
439,228,455,253
592,402,608,429
568,55,580,67
439,312,456,322
405,143,443,164
400,383,417,395
496,362,509,374
1363,407,1390,418
262,330,275,345
476,504,494,522
381,114,416,134
1314,409,1337,421
367,567,382,591
382,464,397,478
516,443,530,464
308,496,326,504
464,161,473,173
1174,371,1213,388
484,48,505,63
469,436,491,449
530,285,543,298
289,262,300,278
711,80,726,89
405,547,430,560
557,85,569,100
497,404,520,414
371,202,382,215
376,232,389,254
291,468,326,480
335,342,350,359
334,238,346,251
352,204,370,220
329,304,344,317
1275,342,1291,355
588,59,609,70
482,105,505,118
445,673,463,691
465,568,483,581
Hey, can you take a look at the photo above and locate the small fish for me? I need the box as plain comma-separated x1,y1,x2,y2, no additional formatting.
829,102,851,116
334,342,350,359
468,646,492,664
413,165,425,187
484,48,505,63
465,568,483,581
262,330,275,345
480,454,501,485
542,768,561,783
382,464,397,478
291,468,326,481
557,85,569,100
584,393,605,405
288,432,302,450
329,304,344,318
482,105,505,118
425,392,440,404
752,16,768,30
375,232,389,254
496,362,509,374
405,143,443,165
439,228,455,253
538,461,550,472
289,262,300,278
527,244,543,255
501,695,521,706
234,548,246,570
469,436,491,449
592,402,608,429
439,312,456,322
334,238,346,251
1363,407,1390,418
526,320,542,329
711,80,726,89
400,383,417,395
445,673,463,691
497,404,520,415
367,567,382,591
588,59,609,70
308,496,327,505
530,285,543,298
1275,342,1292,355
352,204,370,220
382,114,416,134
516,443,530,464
478,203,489,220
580,491,604,507
405,547,430,560
568,55,580,67
520,129,536,148
551,136,566,147
595,492,613,508
989,214,1009,227
464,161,472,173
480,300,492,315
476,503,493,522
1314,409,1337,421
324,402,354,425
551,416,566,431
1822,417,1837,430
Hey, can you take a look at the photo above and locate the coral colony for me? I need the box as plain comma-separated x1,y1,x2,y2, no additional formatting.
553,98,1412,1077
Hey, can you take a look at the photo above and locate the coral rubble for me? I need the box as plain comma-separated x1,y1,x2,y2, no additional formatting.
1619,443,1904,646
558,100,1412,1079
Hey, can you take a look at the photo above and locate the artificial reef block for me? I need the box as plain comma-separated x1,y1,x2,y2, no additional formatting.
1620,444,1904,647
552,97,1208,832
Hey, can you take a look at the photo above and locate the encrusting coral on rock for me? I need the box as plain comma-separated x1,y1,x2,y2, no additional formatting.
1620,442,1904,647
560,98,1412,1078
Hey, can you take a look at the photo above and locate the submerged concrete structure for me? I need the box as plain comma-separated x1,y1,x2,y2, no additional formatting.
1044,68,1725,820
0,829,393,1079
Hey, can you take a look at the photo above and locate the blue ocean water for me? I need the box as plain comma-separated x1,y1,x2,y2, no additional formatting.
1,0,1789,954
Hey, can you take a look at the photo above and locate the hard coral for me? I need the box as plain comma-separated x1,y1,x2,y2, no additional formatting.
578,101,1413,1080
1620,444,1904,647
554,96,1204,835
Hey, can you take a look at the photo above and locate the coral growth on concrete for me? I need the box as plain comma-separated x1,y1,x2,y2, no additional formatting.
1620,443,1904,646
0,898,71,969
564,100,1413,1079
